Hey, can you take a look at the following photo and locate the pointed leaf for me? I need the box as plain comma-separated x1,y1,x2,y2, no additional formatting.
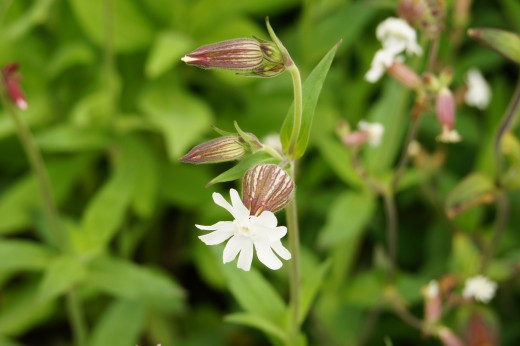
469,28,520,64
300,259,330,323
281,41,341,158
225,313,285,342
37,255,86,301
445,173,496,218
206,151,275,186
0,240,53,271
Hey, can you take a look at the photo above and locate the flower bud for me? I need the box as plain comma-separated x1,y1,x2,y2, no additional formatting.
242,164,294,215
436,88,461,143
387,61,421,89
180,136,246,164
1,63,28,110
422,280,442,323
181,38,285,77
468,28,520,65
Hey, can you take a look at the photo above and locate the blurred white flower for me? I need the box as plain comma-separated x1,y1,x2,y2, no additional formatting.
423,280,440,299
465,69,491,110
365,49,397,82
437,126,461,143
262,133,283,154
358,121,384,146
462,275,497,303
196,189,291,271
365,17,422,83
376,17,423,56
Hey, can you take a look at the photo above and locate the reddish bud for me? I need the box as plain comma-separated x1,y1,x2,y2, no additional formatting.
180,136,246,164
242,164,294,215
2,63,28,110
387,61,422,89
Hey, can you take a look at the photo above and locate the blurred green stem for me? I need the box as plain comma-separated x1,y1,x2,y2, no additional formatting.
382,191,398,281
391,117,420,191
67,289,87,346
286,163,301,346
481,71,520,271
287,64,303,157
104,0,116,116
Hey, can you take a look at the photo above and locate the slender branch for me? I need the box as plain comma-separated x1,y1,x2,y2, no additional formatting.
286,163,301,346
391,117,420,191
357,305,382,346
104,0,116,117
382,192,398,281
427,36,440,72
392,303,424,331
287,65,303,157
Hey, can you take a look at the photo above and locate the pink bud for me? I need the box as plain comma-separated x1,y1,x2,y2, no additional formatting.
341,131,370,148
2,63,28,110
436,88,455,129
180,136,246,164
242,164,294,215
387,61,422,89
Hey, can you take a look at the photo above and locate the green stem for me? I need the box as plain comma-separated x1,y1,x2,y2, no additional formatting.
287,64,303,157
104,0,116,117
391,117,420,191
0,95,66,249
382,192,398,281
286,163,301,346
67,290,87,346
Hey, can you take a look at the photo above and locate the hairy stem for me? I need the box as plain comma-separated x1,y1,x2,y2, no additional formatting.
287,64,303,157
286,163,301,346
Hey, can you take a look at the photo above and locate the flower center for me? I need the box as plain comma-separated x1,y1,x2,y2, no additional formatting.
235,220,256,238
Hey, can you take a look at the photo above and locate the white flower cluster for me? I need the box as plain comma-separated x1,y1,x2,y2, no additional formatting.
365,17,422,83
462,275,497,303
358,121,384,147
465,69,491,110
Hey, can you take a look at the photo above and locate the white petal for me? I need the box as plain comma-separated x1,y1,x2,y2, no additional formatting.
237,238,254,271
222,235,243,264
254,240,282,270
256,225,287,242
271,240,291,260
195,221,234,231
229,188,250,223
198,229,234,245
212,191,235,216
254,211,277,227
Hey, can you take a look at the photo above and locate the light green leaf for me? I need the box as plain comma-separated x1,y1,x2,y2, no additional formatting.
37,255,86,301
281,42,340,158
225,313,286,342
3,0,56,41
343,270,384,307
317,136,364,188
318,191,375,248
469,27,520,64
47,42,96,78
450,233,481,277
0,240,53,272
300,259,330,323
36,124,110,152
206,151,275,186
223,266,286,323
139,83,213,160
146,31,193,78
89,300,146,346
86,256,185,312
445,173,496,219
68,0,153,52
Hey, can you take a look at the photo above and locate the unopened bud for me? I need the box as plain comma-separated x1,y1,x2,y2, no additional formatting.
180,136,246,164
436,88,455,130
342,131,370,148
387,61,421,89
242,164,294,215
181,38,285,77
422,280,442,323
469,28,520,65
438,327,464,346
1,63,28,110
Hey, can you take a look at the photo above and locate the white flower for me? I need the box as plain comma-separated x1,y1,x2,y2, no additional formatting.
365,49,397,83
262,133,283,154
358,121,384,146
462,275,497,303
465,69,491,110
196,189,291,271
437,126,461,143
423,280,440,299
376,17,422,56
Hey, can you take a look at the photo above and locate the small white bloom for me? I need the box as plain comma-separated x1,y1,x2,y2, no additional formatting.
196,189,291,271
437,126,461,143
465,69,491,110
423,280,440,299
358,121,384,146
365,49,397,83
376,17,422,56
262,133,283,154
462,275,497,303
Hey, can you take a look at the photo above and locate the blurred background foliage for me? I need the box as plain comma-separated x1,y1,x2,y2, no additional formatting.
0,0,520,345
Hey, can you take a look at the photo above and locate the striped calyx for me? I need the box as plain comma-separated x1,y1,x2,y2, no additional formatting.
179,136,246,164
242,164,294,215
181,38,285,77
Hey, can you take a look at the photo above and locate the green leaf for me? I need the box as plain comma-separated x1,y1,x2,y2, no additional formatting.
281,42,340,158
160,163,214,208
469,27,520,64
139,83,213,160
206,151,275,186
318,191,375,248
47,42,96,78
343,270,384,307
225,313,286,342
300,259,330,323
36,124,110,152
145,31,193,78
86,256,185,312
0,335,24,346
445,173,496,219
37,255,86,301
89,300,146,346
0,240,54,272
223,266,286,323
316,136,364,188
68,0,153,52
3,0,56,41
450,233,481,277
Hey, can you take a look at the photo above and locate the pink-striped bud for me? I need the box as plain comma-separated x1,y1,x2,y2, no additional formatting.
180,136,247,164
181,38,285,77
1,63,28,110
242,164,294,215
